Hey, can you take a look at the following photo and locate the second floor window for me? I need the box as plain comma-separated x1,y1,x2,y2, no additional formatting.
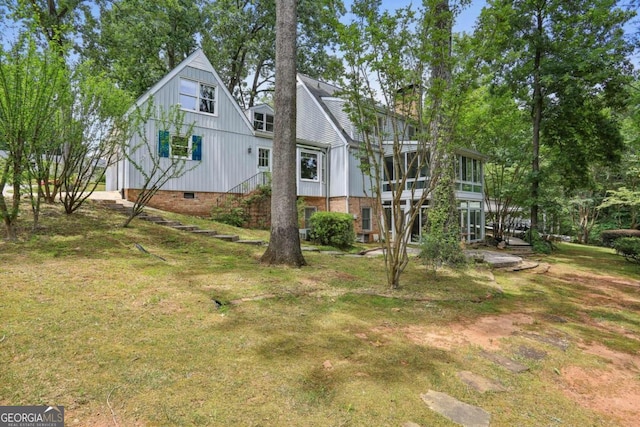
254,112,274,132
180,78,216,114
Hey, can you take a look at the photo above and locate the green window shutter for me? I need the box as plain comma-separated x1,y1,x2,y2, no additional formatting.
192,135,202,161
158,130,170,158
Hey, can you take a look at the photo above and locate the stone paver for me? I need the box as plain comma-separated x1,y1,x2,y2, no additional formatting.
466,250,522,268
480,350,529,373
420,390,491,427
519,331,570,351
516,345,547,361
457,371,507,393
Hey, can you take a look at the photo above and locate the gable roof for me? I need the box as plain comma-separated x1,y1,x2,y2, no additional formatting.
132,49,254,132
297,74,355,146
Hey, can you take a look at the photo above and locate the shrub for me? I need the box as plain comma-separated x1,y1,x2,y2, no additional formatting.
613,237,640,264
525,229,552,254
420,232,467,274
601,229,640,247
308,211,355,248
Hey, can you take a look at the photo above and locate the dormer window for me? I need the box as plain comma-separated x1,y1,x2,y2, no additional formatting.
180,78,216,115
254,112,274,132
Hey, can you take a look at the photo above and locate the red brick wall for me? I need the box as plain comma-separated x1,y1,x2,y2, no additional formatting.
125,189,226,217
124,189,379,238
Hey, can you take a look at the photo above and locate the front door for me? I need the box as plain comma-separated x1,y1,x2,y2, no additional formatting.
257,147,271,185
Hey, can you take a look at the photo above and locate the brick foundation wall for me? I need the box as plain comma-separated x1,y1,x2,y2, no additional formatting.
123,189,380,238
125,189,226,217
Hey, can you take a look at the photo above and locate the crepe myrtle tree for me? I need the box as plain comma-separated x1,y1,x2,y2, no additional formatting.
0,34,66,239
121,102,198,227
54,62,133,214
338,0,466,288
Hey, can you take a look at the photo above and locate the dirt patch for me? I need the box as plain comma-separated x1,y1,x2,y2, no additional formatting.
401,313,535,351
560,363,640,426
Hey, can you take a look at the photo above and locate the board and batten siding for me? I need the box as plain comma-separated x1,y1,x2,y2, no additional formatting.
348,147,373,197
296,84,343,148
124,117,262,193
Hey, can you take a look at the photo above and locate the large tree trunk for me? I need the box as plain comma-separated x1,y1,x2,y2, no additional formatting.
530,7,544,235
261,0,306,267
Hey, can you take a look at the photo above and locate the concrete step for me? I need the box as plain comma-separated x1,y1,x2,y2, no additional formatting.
212,234,239,242
236,240,265,246
153,220,182,226
191,230,219,236
170,225,199,231
138,215,164,222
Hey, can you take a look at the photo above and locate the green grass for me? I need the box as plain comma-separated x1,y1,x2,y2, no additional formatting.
1,204,639,425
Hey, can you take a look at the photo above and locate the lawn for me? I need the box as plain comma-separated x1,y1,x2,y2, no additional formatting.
1,202,639,426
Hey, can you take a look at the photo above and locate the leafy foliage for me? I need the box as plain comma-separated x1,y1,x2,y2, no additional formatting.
420,171,466,274
601,229,640,247
308,211,355,249
613,237,640,264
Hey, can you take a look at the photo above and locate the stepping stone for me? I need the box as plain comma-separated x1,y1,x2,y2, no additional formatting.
236,240,265,246
212,234,239,242
191,230,218,236
519,331,570,351
420,390,491,427
170,225,198,231
457,371,507,393
516,345,547,361
480,350,529,373
139,215,164,222
402,423,421,427
154,220,182,226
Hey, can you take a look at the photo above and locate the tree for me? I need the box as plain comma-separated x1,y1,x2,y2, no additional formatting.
338,0,468,288
477,0,635,234
260,0,306,266
121,103,198,227
458,86,530,240
0,0,98,52
58,62,133,214
201,0,345,108
83,0,203,97
0,35,66,239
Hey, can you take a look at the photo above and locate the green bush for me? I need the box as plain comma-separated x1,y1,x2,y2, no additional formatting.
525,230,553,254
601,229,640,247
613,237,640,264
308,211,355,248
419,232,467,274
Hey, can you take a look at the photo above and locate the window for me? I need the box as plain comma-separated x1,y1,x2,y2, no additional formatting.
456,155,482,193
300,151,319,181
183,192,195,199
254,112,274,132
258,147,270,169
171,135,189,158
304,207,317,229
361,207,372,231
180,78,216,114
158,130,202,160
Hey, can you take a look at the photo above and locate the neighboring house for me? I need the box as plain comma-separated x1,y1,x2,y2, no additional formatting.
107,49,485,242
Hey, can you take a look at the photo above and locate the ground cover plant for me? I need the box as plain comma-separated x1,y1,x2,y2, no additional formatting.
1,202,639,426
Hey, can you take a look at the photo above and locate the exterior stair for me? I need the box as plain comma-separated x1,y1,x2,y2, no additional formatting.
95,199,246,243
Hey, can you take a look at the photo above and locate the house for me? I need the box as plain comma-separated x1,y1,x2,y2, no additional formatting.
106,49,485,242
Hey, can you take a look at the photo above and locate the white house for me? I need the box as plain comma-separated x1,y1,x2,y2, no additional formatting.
106,49,485,242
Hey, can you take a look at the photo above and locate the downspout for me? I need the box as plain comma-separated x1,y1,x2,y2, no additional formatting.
345,142,350,213
325,145,331,211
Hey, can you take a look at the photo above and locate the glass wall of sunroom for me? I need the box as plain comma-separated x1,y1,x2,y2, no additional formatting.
380,152,484,243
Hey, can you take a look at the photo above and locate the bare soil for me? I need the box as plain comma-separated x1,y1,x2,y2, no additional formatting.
381,266,640,425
